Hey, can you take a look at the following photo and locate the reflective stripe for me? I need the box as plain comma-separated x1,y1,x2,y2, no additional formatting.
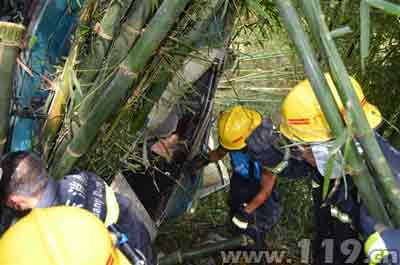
330,206,352,224
232,216,248,230
263,142,290,175
312,180,320,188
287,118,310,125
365,232,389,265
269,160,289,175
104,185,120,227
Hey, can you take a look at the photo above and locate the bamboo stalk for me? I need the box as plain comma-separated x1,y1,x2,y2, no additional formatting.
309,0,400,227
158,235,253,265
0,22,25,155
78,0,134,91
76,0,158,119
79,0,225,123
42,0,98,159
366,0,400,16
42,48,78,159
50,0,193,178
360,0,370,75
277,0,392,226
121,0,229,144
300,0,324,53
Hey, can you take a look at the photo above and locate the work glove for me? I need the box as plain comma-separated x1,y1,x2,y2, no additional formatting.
365,229,400,265
231,203,252,230
246,118,284,167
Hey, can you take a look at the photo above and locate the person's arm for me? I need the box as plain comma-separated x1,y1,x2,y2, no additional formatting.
245,168,277,214
191,146,227,171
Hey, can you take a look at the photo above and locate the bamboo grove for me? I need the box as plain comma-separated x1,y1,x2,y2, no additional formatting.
1,0,400,229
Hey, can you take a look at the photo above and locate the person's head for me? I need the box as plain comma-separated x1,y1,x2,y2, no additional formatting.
278,73,382,172
218,105,262,151
279,73,382,143
0,206,131,265
0,151,48,211
151,133,189,163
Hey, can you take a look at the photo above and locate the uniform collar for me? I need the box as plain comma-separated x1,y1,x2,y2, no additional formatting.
36,178,59,208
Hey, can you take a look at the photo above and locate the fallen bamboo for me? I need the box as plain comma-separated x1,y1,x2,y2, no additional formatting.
76,0,159,111
0,22,25,155
78,0,135,92
42,0,98,159
50,0,193,178
158,235,253,265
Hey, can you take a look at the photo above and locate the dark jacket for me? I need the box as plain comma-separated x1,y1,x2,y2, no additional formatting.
16,172,155,265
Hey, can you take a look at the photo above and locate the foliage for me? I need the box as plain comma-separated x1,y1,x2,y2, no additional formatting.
318,0,400,146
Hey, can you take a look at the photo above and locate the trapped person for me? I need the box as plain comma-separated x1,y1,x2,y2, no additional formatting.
187,105,282,251
148,108,191,164
246,74,398,265
0,151,155,265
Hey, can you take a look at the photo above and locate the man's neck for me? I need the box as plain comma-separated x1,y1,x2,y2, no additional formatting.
36,178,58,208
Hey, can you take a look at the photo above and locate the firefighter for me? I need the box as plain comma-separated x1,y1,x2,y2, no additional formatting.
0,151,154,265
363,227,400,265
0,206,132,265
246,73,400,265
188,105,282,250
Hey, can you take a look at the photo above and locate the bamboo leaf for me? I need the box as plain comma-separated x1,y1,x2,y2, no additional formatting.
322,153,337,200
72,69,83,98
245,0,271,21
322,130,348,200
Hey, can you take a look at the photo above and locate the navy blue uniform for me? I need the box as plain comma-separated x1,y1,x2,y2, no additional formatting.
278,156,365,265
229,150,282,249
8,172,155,265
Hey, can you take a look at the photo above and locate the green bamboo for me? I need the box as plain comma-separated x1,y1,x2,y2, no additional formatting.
366,0,400,16
299,0,325,59
50,0,193,178
126,0,228,141
158,235,253,265
277,0,392,226
103,0,159,72
42,0,98,159
360,0,370,74
79,0,225,123
50,0,225,168
42,48,78,159
77,0,158,119
0,22,25,155
78,0,134,91
309,0,400,227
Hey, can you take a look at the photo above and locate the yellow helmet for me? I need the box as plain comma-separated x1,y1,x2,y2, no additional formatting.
0,207,131,265
218,106,262,150
280,73,382,143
